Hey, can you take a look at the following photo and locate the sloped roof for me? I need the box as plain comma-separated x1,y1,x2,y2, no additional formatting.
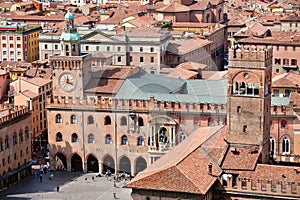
167,38,211,55
221,147,261,171
126,125,226,194
115,72,228,104
156,1,190,13
160,67,198,80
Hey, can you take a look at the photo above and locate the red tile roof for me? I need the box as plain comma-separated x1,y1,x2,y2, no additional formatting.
156,1,190,13
126,126,226,195
221,146,261,171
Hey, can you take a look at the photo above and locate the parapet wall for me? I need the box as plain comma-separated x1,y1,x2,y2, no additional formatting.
0,104,30,125
220,175,300,197
228,45,273,68
46,95,227,114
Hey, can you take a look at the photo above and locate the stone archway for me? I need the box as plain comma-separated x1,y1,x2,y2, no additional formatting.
102,155,115,174
87,154,99,172
56,152,67,170
135,157,147,175
71,153,83,172
119,156,131,174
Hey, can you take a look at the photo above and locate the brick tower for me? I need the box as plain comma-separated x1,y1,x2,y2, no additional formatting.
226,45,272,164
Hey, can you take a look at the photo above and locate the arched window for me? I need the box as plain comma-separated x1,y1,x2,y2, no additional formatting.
87,115,94,124
5,136,9,149
281,120,287,128
88,134,94,143
120,116,127,126
105,134,112,144
72,44,76,51
71,133,78,142
70,115,77,124
282,137,290,154
25,127,29,140
138,117,144,126
14,153,17,160
26,147,29,154
0,138,3,152
19,130,23,143
137,136,144,146
121,135,128,145
13,132,17,145
104,116,111,125
56,114,62,123
65,44,69,51
270,137,275,153
180,133,186,142
56,132,63,142
20,150,23,157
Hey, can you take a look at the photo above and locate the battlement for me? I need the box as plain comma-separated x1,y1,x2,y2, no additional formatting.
228,45,273,68
220,175,300,197
0,104,30,126
50,53,91,69
46,95,227,114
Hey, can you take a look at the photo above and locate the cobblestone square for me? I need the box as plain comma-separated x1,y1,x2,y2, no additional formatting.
0,172,132,200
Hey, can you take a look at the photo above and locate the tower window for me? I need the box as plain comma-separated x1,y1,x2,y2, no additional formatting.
121,135,128,145
270,137,275,154
104,116,111,125
243,125,247,133
237,106,241,113
56,132,63,142
87,115,94,124
282,137,290,154
105,134,112,144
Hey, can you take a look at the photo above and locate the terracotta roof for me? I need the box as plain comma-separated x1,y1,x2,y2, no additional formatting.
172,22,212,28
272,72,300,88
189,0,210,10
167,38,211,55
84,78,124,94
156,1,190,13
126,126,225,194
290,92,300,108
221,146,261,171
91,66,136,79
201,71,228,80
235,22,269,37
160,67,198,79
21,90,39,99
176,62,207,71
22,77,51,87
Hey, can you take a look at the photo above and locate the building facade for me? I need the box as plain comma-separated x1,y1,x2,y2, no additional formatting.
0,104,31,190
0,24,42,62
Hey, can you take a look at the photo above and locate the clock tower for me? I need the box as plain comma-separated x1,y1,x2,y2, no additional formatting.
50,10,91,97
226,45,272,164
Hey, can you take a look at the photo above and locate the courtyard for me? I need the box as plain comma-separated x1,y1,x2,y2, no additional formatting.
0,171,132,200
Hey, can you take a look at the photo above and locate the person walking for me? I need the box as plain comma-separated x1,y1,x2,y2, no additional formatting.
39,174,43,183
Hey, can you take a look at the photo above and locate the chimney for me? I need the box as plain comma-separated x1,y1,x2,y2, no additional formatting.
208,163,212,175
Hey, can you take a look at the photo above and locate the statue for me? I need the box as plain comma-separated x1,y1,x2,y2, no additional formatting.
159,128,167,143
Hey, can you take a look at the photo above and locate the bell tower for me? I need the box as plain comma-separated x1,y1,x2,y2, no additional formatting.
49,10,91,97
226,45,273,164
60,10,81,57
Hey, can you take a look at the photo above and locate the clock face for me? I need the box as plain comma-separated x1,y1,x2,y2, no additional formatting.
59,73,76,92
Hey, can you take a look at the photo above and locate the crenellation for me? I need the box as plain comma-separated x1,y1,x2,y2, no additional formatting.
229,45,273,69
223,177,300,196
47,95,227,115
